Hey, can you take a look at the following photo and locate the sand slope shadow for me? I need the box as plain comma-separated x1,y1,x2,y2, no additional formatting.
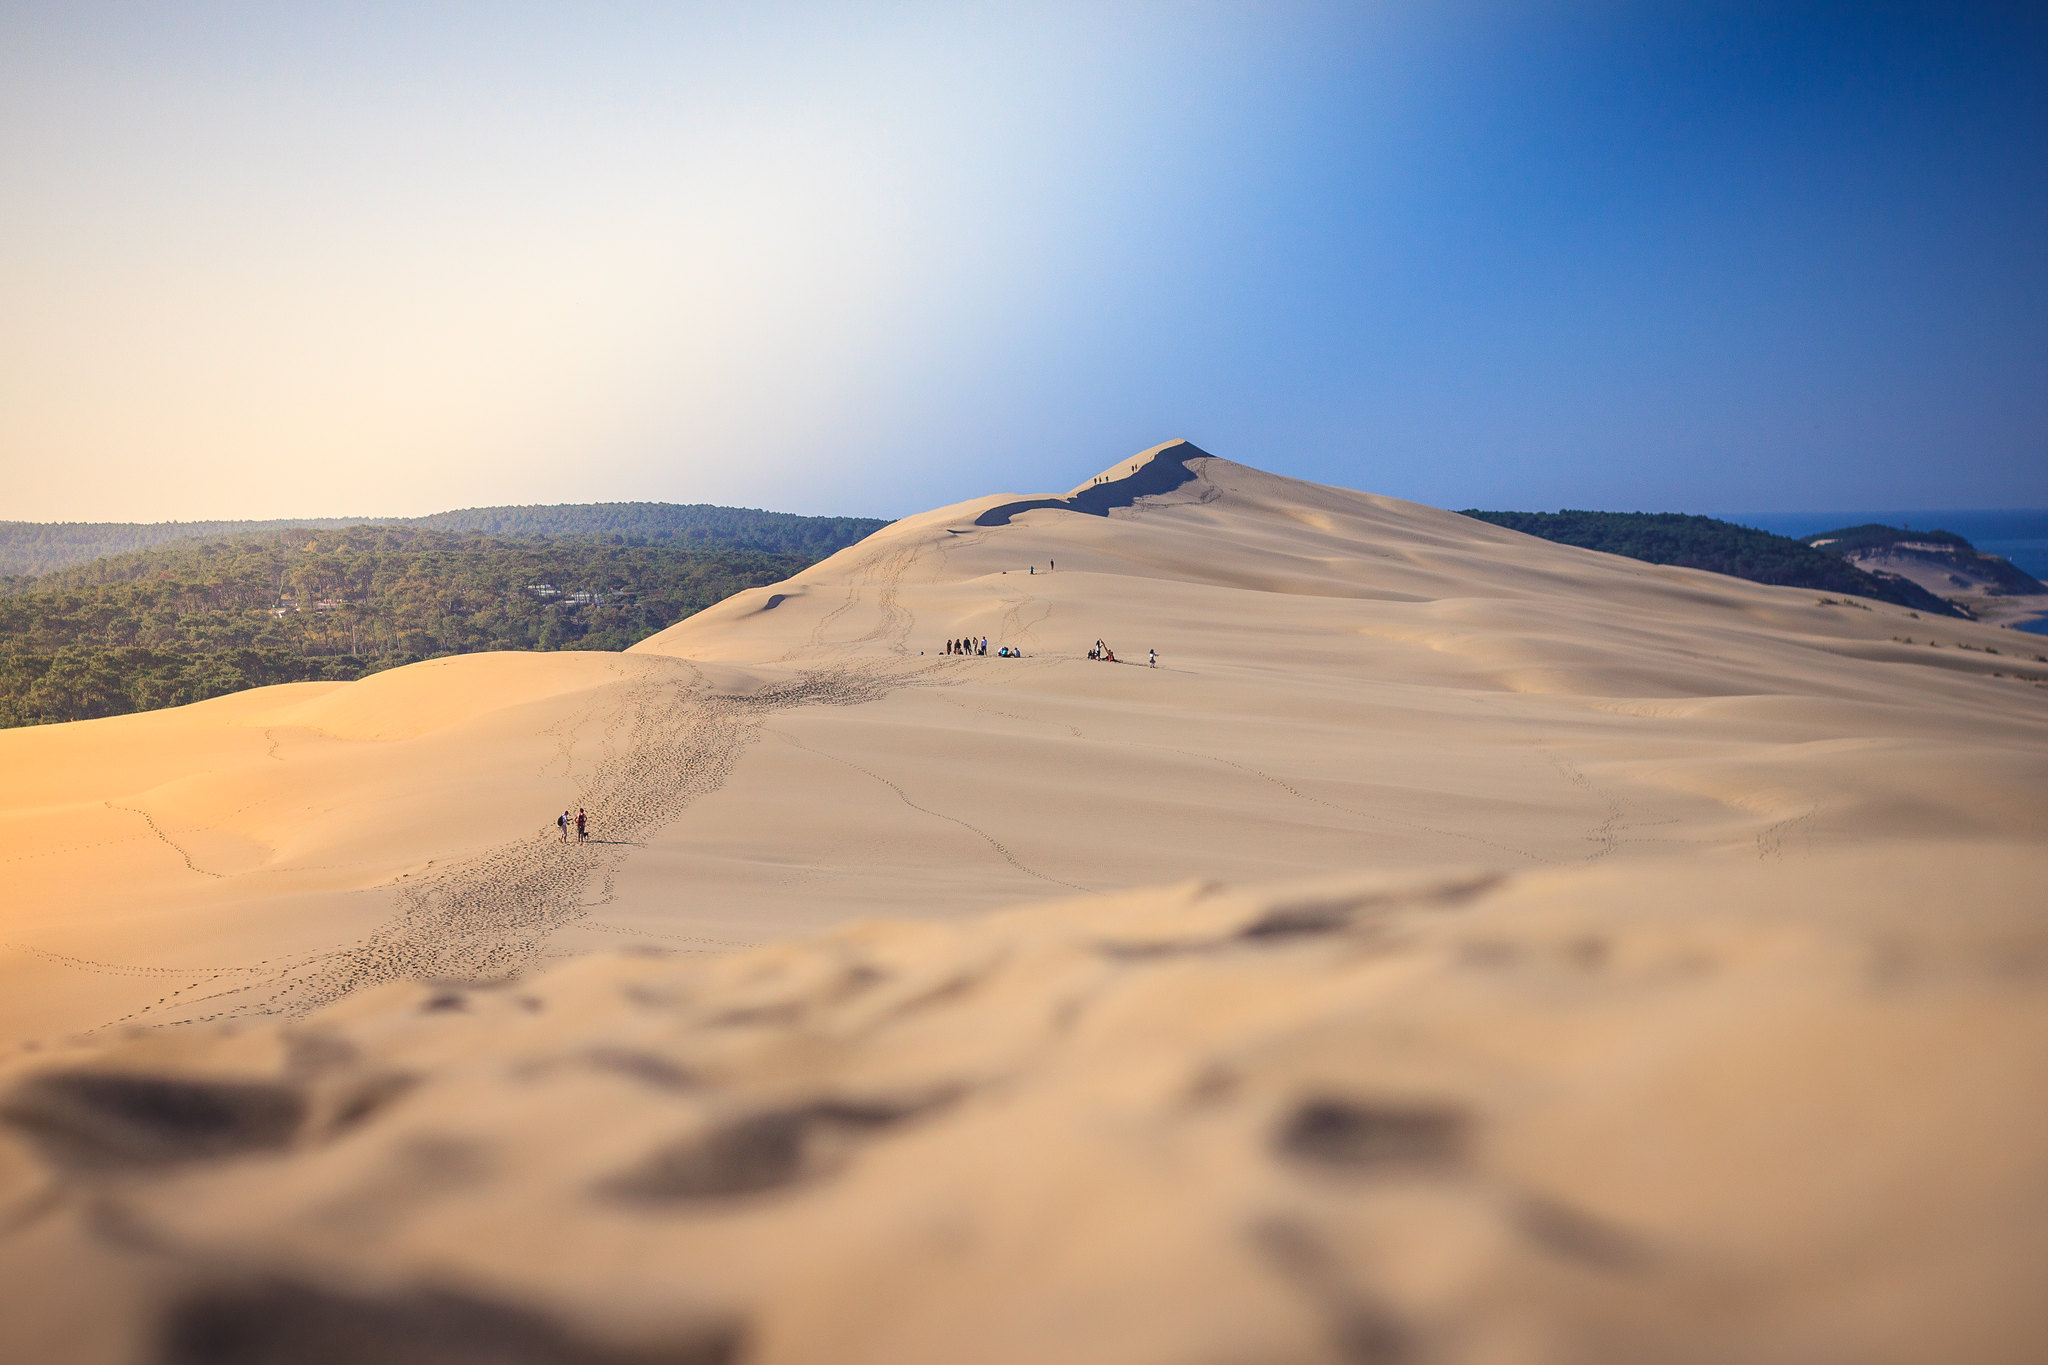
972,441,1209,527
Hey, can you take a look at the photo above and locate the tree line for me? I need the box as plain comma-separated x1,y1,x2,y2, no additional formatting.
1460,509,1967,617
0,525,817,727
0,502,890,575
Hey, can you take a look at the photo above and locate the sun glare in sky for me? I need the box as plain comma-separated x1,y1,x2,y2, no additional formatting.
3,2,2043,521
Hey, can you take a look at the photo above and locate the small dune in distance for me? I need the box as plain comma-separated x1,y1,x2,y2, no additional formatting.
2,442,2046,1364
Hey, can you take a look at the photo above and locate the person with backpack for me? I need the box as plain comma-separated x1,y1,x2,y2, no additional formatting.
557,810,569,843
575,809,588,841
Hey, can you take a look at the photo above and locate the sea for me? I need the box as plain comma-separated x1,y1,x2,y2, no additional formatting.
1716,510,2048,635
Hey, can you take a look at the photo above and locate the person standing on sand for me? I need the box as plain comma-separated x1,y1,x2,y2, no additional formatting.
557,810,569,842
1149,649,1157,668
980,636,988,656
575,808,587,841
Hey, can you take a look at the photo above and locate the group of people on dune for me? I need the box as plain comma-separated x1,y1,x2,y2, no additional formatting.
1087,640,1158,667
555,808,589,842
946,636,1024,658
942,635,1153,665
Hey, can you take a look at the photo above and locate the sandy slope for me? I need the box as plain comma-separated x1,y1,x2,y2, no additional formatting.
2,442,2045,1361
1829,543,2048,629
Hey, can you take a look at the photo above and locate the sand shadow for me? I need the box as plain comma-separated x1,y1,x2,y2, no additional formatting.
972,441,1209,527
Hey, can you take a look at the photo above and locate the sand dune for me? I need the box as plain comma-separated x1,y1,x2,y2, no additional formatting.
2,442,2046,1360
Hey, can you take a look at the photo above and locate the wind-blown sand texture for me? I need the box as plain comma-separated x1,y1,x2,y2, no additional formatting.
2,442,2045,1362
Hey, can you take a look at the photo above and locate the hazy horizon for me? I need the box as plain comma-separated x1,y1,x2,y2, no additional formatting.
5,3,2044,522
7,490,2048,532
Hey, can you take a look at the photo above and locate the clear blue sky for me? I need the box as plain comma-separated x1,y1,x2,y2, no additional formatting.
3,2,2043,521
